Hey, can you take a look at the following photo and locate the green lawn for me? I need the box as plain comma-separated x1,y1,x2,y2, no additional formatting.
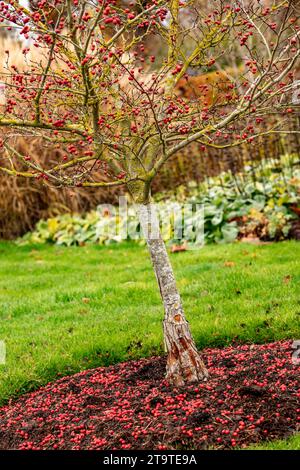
0,240,299,408
248,434,300,450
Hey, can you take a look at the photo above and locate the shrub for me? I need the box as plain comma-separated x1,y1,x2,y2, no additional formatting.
19,156,300,247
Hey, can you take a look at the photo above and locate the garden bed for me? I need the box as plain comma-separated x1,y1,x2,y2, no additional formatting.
0,340,298,450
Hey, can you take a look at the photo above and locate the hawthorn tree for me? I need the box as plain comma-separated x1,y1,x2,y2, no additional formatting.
0,0,299,385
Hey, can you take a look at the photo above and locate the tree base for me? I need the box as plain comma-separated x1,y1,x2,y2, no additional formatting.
164,319,209,387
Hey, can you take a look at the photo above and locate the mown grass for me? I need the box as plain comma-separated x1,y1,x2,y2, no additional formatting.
0,240,299,410
247,434,300,450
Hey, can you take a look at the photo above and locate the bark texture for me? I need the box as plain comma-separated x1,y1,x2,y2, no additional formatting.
137,202,209,386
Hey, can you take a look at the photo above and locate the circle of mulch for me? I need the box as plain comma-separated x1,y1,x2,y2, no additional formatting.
0,340,299,450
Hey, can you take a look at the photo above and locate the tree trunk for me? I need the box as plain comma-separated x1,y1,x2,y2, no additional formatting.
137,202,209,386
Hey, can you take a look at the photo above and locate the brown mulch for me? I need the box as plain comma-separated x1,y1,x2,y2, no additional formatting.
0,340,299,450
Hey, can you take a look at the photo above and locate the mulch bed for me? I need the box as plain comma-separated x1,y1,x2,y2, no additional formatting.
0,340,299,450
